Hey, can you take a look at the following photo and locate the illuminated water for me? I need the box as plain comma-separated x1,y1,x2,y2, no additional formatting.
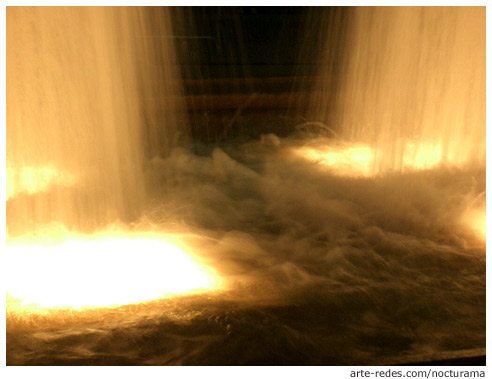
314,7,485,173
6,139,486,364
7,7,187,234
6,7,485,365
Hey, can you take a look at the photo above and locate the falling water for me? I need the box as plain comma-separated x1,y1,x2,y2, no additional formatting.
6,7,486,366
6,7,186,235
315,7,485,173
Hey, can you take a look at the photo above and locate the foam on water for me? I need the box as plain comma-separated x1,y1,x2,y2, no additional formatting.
6,137,486,364
5,6,485,365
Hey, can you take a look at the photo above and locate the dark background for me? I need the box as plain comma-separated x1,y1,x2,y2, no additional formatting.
143,6,350,143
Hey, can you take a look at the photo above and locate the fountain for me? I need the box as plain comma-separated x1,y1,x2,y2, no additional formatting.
6,6,216,310
6,7,187,235
312,7,485,173
5,6,486,366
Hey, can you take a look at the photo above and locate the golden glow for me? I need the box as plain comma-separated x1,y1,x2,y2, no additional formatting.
291,140,450,177
461,207,486,242
6,165,78,200
292,143,375,177
6,231,221,310
401,141,443,170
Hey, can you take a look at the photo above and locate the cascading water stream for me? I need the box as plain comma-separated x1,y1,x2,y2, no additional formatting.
6,7,217,310
7,7,187,234
312,7,485,173
5,6,485,366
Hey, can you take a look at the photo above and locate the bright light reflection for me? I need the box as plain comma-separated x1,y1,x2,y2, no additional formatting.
292,143,374,177
7,165,78,200
292,140,447,176
461,207,486,242
402,141,442,170
6,233,221,310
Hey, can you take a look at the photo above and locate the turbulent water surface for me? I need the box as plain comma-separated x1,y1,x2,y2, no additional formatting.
6,6,485,366
6,136,485,365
